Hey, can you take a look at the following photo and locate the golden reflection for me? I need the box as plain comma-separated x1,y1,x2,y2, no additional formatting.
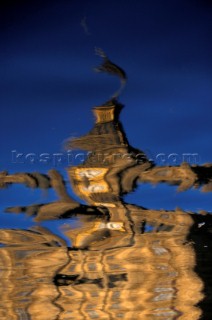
0,99,211,320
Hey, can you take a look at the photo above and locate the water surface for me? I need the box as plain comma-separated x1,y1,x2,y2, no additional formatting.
0,101,211,319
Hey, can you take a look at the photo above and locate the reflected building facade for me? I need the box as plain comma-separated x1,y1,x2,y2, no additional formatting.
0,100,211,319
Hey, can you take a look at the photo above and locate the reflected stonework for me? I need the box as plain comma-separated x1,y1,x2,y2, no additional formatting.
0,99,212,319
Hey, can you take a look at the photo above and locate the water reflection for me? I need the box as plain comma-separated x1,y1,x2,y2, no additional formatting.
0,99,212,319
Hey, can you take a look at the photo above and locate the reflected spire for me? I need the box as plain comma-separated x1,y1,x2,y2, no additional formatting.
0,68,212,320
94,48,127,99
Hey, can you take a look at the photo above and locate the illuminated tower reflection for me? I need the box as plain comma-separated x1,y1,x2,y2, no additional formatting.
0,99,211,320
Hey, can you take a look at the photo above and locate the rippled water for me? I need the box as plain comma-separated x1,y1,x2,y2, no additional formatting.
0,101,212,320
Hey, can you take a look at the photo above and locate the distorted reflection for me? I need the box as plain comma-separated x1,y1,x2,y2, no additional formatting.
0,99,212,320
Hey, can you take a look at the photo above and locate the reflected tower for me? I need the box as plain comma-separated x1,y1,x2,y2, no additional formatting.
0,55,212,319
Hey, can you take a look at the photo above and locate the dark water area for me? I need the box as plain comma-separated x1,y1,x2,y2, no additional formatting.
0,100,212,320
1,1,212,319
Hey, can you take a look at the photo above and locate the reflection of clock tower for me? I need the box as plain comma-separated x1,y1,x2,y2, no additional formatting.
68,99,150,207
0,98,207,320
0,45,211,319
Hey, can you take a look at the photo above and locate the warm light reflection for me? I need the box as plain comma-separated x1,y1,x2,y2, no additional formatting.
0,99,211,319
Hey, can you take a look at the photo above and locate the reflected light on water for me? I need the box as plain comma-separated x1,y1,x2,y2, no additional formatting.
0,99,212,319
